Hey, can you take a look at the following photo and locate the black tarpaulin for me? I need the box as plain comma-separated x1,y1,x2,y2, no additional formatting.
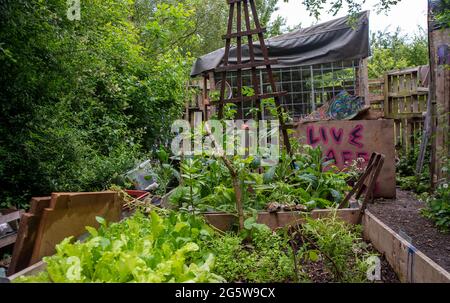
191,11,370,77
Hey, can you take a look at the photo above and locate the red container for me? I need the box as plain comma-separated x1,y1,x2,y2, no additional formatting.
124,190,150,201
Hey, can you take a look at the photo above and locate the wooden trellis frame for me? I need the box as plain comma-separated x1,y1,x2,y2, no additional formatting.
212,0,292,154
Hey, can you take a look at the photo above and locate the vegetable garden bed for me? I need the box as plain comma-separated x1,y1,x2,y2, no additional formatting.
9,208,397,283
7,188,449,283
10,207,449,283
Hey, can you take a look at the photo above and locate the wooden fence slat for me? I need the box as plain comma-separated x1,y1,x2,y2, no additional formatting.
373,67,429,155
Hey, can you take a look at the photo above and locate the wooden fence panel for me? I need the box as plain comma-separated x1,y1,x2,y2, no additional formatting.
369,66,429,156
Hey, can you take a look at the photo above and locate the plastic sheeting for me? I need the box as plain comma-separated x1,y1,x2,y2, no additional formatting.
191,11,370,77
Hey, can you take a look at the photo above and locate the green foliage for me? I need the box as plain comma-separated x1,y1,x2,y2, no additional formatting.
0,0,194,208
368,29,429,78
16,210,378,283
188,0,288,56
395,130,431,194
204,219,298,283
434,0,450,28
422,163,450,233
16,211,224,283
169,146,350,213
283,0,402,19
301,215,376,282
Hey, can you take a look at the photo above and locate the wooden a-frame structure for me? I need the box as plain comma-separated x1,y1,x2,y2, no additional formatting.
212,0,292,154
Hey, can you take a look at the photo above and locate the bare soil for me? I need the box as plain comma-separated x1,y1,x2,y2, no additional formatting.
369,189,450,273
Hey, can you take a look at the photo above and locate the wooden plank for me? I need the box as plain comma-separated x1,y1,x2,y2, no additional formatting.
29,192,123,265
212,91,287,105
433,28,450,182
387,67,420,76
399,74,405,94
8,261,47,281
0,233,17,249
388,91,427,98
0,210,21,225
360,58,370,106
222,28,266,39
8,197,51,276
391,113,424,119
399,99,405,116
363,211,450,283
383,73,390,118
214,60,278,73
392,75,399,94
395,120,401,148
217,2,235,119
408,121,415,152
412,94,420,113
203,208,360,232
392,97,399,119
402,118,409,154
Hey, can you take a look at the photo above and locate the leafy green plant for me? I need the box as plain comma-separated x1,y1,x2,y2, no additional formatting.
396,131,431,194
298,214,376,282
169,145,350,214
422,158,450,233
16,212,224,283
169,158,206,212
204,217,299,283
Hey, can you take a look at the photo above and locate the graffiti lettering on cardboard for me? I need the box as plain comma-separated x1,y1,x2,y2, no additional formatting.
306,124,367,167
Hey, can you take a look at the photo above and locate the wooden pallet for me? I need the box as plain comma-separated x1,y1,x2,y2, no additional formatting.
0,209,22,250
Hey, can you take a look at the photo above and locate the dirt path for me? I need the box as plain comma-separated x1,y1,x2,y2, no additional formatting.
369,190,450,273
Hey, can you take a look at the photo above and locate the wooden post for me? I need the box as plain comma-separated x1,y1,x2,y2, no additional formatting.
428,0,450,187
434,31,450,182
383,73,390,118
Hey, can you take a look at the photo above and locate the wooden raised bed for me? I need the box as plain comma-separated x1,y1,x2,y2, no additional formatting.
203,208,361,231
8,210,450,283
161,189,361,231
363,211,450,283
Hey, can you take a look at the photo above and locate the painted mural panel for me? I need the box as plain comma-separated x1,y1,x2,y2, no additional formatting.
295,120,396,198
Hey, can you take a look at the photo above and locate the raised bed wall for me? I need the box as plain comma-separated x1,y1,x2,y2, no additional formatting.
363,211,450,283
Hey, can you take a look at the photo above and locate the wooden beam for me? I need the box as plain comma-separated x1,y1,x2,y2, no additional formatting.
222,28,266,39
0,233,17,249
8,261,47,281
0,210,21,225
360,58,370,106
214,60,278,73
212,91,287,105
8,197,51,275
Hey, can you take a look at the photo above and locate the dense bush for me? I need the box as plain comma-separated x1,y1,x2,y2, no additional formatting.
0,0,194,208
